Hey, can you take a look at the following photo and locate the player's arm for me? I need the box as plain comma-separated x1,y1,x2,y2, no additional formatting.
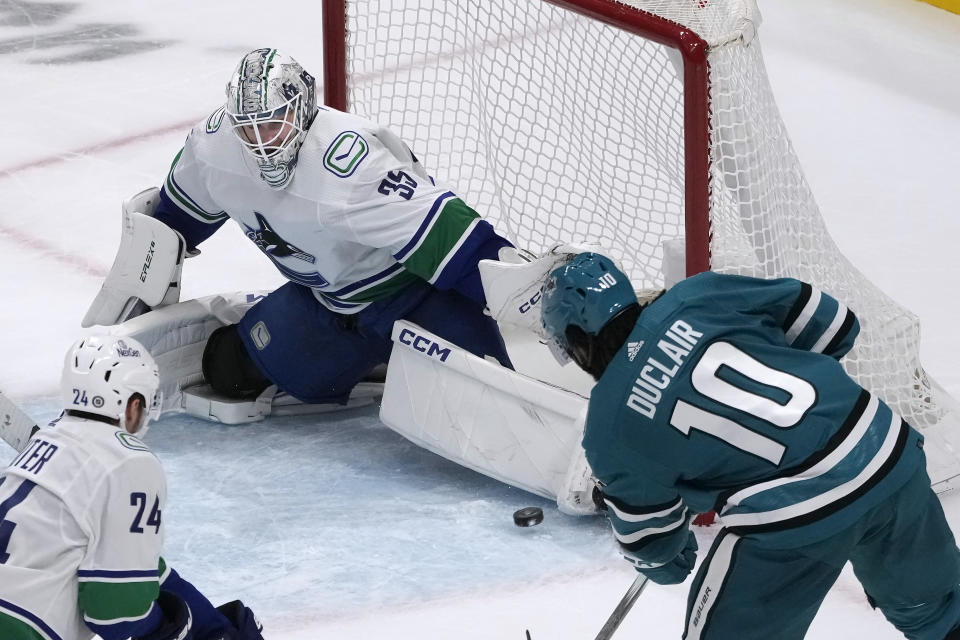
598,474,698,585
153,127,229,252
329,125,514,307
706,272,860,360
78,454,261,640
158,559,264,640
384,186,513,307
77,455,171,639
772,278,859,360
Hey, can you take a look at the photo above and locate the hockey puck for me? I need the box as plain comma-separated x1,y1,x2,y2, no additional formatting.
513,506,544,527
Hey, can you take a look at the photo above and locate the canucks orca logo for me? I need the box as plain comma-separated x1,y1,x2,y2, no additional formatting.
243,212,330,288
244,212,316,264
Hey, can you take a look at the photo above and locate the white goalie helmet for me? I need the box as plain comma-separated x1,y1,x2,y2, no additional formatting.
225,48,317,189
60,335,162,436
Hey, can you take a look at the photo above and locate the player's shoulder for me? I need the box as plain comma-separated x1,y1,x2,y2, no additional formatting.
179,104,245,167
56,416,160,470
7,417,162,497
310,105,380,136
675,270,799,298
302,107,407,177
94,429,165,493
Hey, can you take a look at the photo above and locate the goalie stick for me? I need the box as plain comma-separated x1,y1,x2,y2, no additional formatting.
0,389,40,453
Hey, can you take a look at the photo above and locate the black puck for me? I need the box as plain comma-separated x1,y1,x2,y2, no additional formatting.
513,506,544,527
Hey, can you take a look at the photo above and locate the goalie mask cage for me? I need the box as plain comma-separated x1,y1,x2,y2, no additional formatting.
322,0,960,488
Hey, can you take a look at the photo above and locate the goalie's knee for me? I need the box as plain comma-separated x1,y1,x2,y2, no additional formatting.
202,325,272,399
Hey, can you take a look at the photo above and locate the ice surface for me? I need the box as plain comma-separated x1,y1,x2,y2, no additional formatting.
1,0,959,637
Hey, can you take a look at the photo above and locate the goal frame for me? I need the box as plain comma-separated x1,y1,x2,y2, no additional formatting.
320,0,712,277
318,0,960,511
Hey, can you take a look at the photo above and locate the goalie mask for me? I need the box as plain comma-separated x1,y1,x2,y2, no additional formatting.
225,48,317,189
541,253,639,376
60,335,162,436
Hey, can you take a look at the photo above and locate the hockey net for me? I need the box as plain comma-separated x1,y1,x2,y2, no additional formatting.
322,0,960,491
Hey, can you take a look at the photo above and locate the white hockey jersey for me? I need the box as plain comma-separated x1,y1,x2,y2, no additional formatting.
0,416,167,640
162,105,497,313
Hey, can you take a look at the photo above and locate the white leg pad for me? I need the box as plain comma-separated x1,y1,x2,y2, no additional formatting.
180,382,383,425
105,292,384,424
106,292,264,412
380,319,598,514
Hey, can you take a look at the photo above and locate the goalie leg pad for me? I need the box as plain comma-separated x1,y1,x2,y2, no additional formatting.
202,325,272,400
381,319,597,512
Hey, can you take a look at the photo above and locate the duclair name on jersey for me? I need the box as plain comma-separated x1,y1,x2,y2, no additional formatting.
626,319,703,419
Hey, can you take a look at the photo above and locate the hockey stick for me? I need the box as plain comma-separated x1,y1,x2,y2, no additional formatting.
594,574,650,640
523,574,648,640
0,390,40,453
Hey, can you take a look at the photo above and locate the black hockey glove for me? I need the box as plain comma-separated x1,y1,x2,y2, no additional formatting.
135,591,194,640
624,529,698,585
203,600,264,640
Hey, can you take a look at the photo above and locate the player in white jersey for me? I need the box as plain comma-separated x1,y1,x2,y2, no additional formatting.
145,48,515,403
0,335,263,640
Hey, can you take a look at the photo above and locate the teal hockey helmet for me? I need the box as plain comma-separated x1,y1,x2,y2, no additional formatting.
541,252,638,367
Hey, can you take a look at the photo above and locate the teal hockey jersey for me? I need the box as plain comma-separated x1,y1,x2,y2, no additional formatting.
583,272,927,561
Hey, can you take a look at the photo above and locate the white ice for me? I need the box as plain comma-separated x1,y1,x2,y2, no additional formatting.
0,0,959,638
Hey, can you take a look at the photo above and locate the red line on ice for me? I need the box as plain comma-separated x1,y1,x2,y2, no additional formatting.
0,118,198,178
0,118,199,278
0,223,108,279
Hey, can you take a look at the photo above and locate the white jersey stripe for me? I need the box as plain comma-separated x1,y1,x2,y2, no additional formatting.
719,411,900,528
785,288,821,344
311,290,367,311
721,394,879,508
604,497,683,523
77,574,157,584
84,601,156,625
685,533,740,640
329,263,404,298
394,192,456,263
613,507,688,545
810,303,849,353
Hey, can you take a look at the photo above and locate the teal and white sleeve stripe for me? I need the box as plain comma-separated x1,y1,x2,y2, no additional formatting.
782,282,859,359
603,494,693,563
718,390,909,533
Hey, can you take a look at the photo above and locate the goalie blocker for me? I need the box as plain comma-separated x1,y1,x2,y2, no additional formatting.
83,188,186,328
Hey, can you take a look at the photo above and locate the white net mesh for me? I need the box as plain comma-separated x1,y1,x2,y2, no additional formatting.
335,0,959,478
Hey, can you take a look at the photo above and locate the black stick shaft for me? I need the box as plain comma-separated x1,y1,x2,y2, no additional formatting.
594,574,649,640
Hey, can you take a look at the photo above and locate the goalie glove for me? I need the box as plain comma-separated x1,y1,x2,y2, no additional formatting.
478,242,606,339
82,188,187,327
